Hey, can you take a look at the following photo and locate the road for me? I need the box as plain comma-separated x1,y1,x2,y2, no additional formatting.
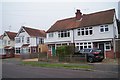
2,58,119,78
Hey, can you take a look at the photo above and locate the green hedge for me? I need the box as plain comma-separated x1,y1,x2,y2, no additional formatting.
56,45,74,57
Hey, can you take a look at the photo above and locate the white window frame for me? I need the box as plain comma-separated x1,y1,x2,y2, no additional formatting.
48,33,54,38
77,27,93,36
58,30,70,38
75,42,92,50
27,37,30,43
100,25,109,33
105,42,111,51
8,40,10,45
15,48,20,54
15,37,20,43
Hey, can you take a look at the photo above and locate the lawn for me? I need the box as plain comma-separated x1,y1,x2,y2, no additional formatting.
21,61,93,70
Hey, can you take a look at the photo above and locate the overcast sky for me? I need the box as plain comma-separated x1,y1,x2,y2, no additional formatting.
0,1,119,35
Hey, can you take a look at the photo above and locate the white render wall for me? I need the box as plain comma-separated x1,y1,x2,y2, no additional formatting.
2,35,15,47
74,24,114,41
45,30,74,43
15,31,30,48
15,30,39,48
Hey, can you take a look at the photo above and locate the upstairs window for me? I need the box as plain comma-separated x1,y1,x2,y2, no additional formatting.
100,25,109,32
8,41,10,45
58,30,70,38
22,36,24,43
77,27,93,36
39,38,44,44
48,33,54,38
15,37,20,43
27,37,30,43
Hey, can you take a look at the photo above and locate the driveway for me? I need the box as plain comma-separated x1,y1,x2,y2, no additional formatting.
2,58,119,78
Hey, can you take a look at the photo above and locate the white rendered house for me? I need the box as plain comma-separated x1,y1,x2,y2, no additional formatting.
15,26,46,56
1,31,17,58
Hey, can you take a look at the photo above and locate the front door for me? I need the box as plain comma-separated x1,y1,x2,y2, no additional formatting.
99,43,105,58
52,46,56,56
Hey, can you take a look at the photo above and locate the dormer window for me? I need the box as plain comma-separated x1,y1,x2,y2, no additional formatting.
100,25,109,32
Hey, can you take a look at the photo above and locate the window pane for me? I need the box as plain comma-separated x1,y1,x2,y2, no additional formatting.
105,27,108,31
82,31,84,35
81,28,84,30
89,27,92,29
84,46,87,48
84,43,87,45
78,31,80,36
90,30,93,35
80,46,83,50
80,43,83,45
88,46,91,48
76,43,79,45
68,32,70,37
61,32,63,37
106,46,110,49
86,30,88,35
65,32,67,37
100,28,104,32
58,32,60,37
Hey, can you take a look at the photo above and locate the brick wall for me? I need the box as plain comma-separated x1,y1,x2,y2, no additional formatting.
106,49,114,59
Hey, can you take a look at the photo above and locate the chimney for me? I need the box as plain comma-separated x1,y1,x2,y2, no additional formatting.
75,9,82,20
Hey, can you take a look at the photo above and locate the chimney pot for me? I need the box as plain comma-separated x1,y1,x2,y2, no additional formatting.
75,9,82,20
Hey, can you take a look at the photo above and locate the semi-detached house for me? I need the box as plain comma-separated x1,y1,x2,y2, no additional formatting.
15,26,46,57
45,9,119,59
1,31,17,58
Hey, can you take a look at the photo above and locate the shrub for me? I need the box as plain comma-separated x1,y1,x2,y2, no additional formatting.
56,45,74,57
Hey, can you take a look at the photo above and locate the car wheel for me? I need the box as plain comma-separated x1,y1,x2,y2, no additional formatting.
88,57,94,63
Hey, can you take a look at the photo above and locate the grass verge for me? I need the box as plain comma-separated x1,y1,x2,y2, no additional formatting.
21,61,93,69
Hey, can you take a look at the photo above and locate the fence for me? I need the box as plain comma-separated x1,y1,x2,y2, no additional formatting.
38,53,87,63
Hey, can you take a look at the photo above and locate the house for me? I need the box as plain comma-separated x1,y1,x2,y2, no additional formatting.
45,9,119,59
15,26,46,57
1,31,17,58
0,35,5,58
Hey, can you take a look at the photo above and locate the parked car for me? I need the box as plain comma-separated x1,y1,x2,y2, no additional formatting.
75,48,104,63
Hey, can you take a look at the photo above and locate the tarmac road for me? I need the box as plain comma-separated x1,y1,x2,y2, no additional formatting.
2,58,119,78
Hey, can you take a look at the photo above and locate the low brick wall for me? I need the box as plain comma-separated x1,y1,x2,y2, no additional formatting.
106,49,114,59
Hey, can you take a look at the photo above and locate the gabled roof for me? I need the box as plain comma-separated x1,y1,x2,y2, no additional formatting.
22,26,46,37
47,9,115,33
4,31,17,40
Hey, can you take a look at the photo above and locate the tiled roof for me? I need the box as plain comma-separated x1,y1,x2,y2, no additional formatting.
47,9,115,33
23,26,46,37
4,46,13,49
5,31,17,40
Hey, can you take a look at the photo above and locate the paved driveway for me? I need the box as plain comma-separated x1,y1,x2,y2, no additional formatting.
2,58,119,78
